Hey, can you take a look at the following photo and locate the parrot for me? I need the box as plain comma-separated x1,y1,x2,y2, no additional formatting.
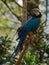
15,8,42,52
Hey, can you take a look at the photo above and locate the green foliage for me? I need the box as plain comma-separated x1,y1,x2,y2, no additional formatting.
46,45,49,54
21,51,36,65
13,6,22,16
0,35,12,63
24,51,31,62
0,17,10,25
39,42,46,48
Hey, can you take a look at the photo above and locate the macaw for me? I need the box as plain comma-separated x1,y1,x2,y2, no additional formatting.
15,8,42,52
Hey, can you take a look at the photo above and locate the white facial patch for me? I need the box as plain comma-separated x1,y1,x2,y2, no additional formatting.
35,12,40,16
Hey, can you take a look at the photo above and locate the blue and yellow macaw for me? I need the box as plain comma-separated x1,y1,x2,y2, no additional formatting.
15,8,42,52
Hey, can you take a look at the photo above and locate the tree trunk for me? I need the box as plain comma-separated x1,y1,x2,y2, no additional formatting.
22,0,27,24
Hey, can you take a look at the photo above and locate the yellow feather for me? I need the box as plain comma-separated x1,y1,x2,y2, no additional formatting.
40,16,43,23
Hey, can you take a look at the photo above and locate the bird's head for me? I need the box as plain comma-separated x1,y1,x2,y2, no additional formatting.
30,8,42,18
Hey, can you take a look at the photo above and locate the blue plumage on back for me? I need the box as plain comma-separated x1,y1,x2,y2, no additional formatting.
24,17,40,32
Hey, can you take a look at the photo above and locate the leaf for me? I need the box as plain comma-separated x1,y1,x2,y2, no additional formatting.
39,42,46,48
30,55,36,62
24,51,31,62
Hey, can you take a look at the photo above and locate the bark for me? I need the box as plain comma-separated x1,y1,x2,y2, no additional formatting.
15,45,28,65
22,0,27,24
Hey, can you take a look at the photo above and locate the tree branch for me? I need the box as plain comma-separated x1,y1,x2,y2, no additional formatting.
22,0,27,24
14,0,23,8
15,45,28,65
1,0,23,22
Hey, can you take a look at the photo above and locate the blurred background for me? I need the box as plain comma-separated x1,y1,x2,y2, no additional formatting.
0,0,49,65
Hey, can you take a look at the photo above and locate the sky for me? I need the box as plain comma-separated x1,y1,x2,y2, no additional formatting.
18,0,23,6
